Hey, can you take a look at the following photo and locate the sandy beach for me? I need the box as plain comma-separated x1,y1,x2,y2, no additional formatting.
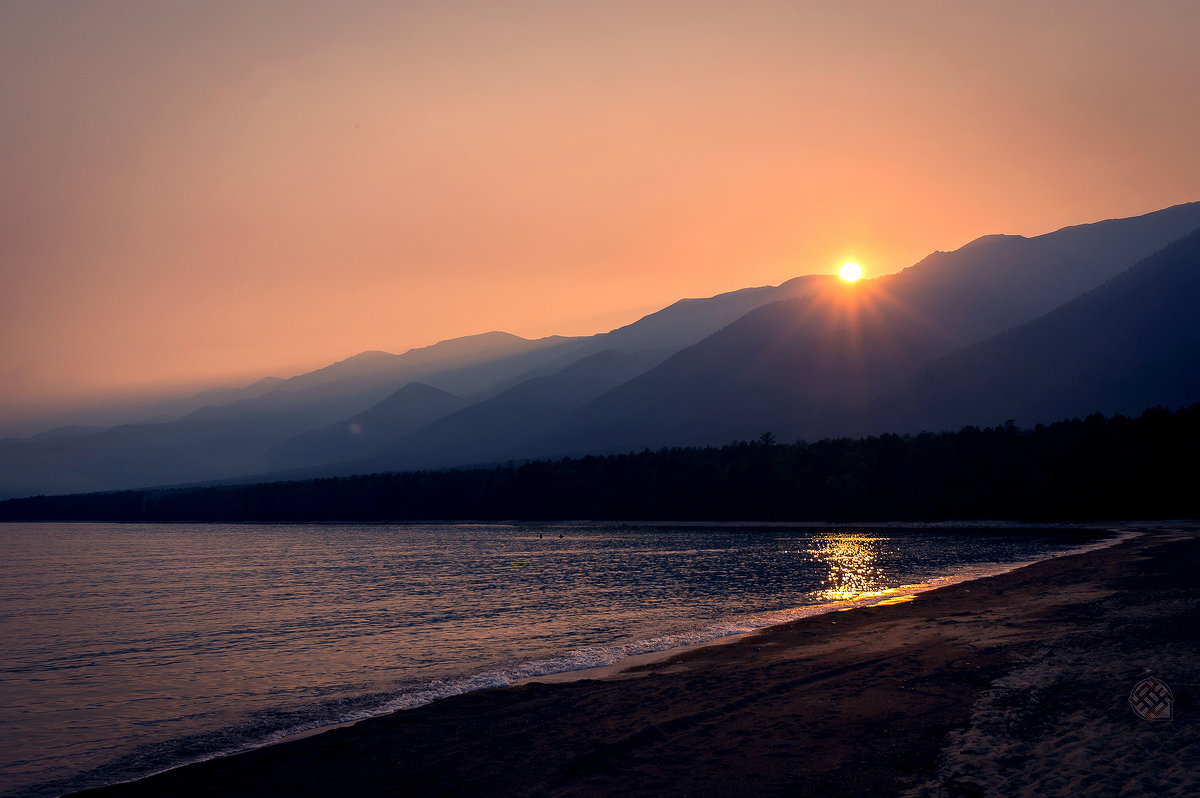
73,525,1198,798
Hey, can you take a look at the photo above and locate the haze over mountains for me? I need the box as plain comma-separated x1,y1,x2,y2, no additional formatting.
2,202,1199,500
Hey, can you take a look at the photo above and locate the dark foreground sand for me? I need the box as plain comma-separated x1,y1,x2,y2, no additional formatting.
75,526,1198,798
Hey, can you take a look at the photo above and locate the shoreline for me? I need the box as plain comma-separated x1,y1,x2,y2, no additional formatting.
70,522,1199,797
64,526,1128,789
0,518,1124,529
11,522,1117,796
511,525,1134,688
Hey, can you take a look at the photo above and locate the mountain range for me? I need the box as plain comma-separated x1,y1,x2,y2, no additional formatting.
2,202,1199,499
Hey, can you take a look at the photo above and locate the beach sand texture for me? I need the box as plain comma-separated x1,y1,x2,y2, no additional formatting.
74,526,1198,797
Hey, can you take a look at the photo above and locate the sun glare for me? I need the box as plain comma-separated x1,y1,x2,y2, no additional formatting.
838,262,862,282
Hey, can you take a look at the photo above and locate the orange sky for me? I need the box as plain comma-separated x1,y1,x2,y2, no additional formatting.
2,1,1199,423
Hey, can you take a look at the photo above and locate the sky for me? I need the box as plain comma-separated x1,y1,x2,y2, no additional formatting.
2,0,1199,424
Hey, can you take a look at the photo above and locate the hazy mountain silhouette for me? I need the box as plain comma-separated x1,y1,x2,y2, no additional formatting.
216,278,840,477
183,331,581,426
370,348,669,470
264,383,468,471
870,227,1200,432
242,348,670,482
0,286,810,495
874,200,1200,346
600,275,835,351
267,204,1200,473
485,275,837,391
0,332,582,498
3,203,1200,499
537,204,1200,454
9,424,108,443
0,379,293,440
0,412,320,498
136,376,287,424
546,283,955,452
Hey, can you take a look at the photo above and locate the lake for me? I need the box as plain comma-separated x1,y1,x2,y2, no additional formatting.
0,522,1114,797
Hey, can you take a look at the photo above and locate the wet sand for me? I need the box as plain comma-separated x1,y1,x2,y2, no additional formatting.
74,526,1198,797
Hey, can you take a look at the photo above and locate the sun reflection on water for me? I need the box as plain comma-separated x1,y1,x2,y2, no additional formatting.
805,533,891,602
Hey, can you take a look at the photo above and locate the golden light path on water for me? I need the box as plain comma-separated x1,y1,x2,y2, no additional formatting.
807,533,892,602
802,533,922,607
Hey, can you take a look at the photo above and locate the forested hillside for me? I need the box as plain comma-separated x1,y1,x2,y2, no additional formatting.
3,404,1196,523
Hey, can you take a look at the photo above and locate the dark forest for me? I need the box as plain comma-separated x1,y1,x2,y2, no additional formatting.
2,404,1197,524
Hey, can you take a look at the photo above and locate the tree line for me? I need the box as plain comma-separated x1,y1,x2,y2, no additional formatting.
2,404,1198,523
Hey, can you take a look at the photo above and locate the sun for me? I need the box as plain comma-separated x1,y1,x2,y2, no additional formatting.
838,262,862,282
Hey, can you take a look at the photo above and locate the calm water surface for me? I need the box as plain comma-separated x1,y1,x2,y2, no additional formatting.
0,522,1110,797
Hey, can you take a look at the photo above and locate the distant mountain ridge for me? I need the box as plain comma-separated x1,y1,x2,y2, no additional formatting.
878,200,1200,346
2,201,1199,499
529,203,1200,454
0,332,583,497
263,382,470,471
870,226,1200,432
0,274,836,496
541,283,954,454
480,274,837,392
341,347,671,474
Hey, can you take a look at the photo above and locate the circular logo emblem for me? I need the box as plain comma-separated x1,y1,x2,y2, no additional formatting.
1129,676,1173,722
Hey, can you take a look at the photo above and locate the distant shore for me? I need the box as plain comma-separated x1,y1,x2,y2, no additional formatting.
6,405,1199,524
73,524,1198,797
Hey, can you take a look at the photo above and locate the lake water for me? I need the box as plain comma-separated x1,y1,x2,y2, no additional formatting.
0,522,1114,797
